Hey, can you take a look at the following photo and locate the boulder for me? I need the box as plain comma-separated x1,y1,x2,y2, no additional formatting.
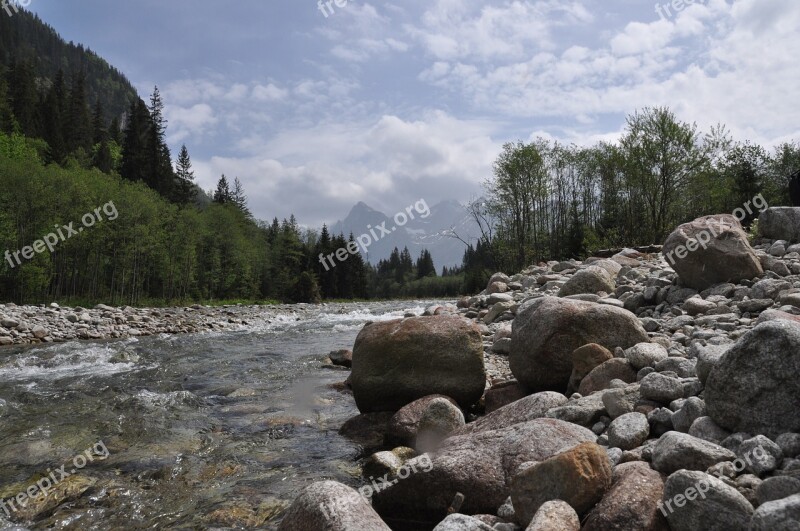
660,471,753,531
567,343,613,395
526,500,580,531
510,297,648,392
705,320,800,437
558,266,615,297
758,207,800,242
339,412,394,452
329,349,353,368
432,514,494,530
757,476,800,505
582,462,669,531
277,481,390,531
372,418,595,525
578,359,637,396
510,442,612,526
351,316,486,412
455,391,568,435
484,380,528,414
415,398,465,453
651,432,736,474
607,412,650,450
624,343,668,371
386,395,460,446
662,214,763,291
751,494,800,530
640,372,684,404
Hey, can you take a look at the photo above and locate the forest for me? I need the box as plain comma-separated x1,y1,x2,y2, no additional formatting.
1,10,798,305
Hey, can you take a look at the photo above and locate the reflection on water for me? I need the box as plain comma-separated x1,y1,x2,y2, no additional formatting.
0,302,430,529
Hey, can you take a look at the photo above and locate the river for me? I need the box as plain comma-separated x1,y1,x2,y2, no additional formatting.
0,301,433,530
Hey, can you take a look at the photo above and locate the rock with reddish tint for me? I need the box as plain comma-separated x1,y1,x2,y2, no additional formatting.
277,480,390,531
581,462,669,531
454,391,568,435
568,343,613,395
663,214,762,291
351,316,486,412
578,358,637,396
527,500,580,531
372,418,595,526
510,297,648,392
386,395,459,446
484,379,529,414
511,442,612,526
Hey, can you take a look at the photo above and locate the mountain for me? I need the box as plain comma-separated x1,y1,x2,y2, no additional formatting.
330,200,483,269
0,8,138,121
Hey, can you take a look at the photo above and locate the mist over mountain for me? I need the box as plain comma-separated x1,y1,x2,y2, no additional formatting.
330,200,482,269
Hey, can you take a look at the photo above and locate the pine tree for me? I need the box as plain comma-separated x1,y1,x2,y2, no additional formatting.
120,98,150,183
91,99,106,145
173,144,197,205
108,116,122,144
231,177,251,216
146,86,174,197
416,249,436,279
213,174,232,204
65,70,92,154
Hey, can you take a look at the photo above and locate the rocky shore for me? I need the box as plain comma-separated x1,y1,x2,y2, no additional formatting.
283,208,800,530
0,302,319,346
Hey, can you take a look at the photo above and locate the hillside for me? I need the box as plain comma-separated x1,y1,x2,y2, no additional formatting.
0,7,137,120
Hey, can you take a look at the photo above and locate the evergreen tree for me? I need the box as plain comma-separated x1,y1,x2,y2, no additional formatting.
65,70,92,154
231,177,250,216
91,99,106,145
93,139,113,173
415,249,436,279
173,144,197,205
213,174,232,204
120,97,150,183
8,58,38,137
146,86,174,197
108,116,122,144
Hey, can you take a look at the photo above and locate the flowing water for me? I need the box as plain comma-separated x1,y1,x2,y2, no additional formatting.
0,301,433,530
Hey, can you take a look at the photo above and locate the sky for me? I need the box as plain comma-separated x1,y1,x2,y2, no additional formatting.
26,0,800,226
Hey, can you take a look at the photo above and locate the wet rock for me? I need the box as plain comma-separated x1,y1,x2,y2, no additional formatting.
13,475,97,522
329,349,353,368
661,470,753,531
510,297,648,392
526,500,580,530
351,316,486,412
706,320,800,437
663,214,762,291
582,462,668,531
277,480,390,531
372,418,595,525
510,442,612,526
456,391,567,435
338,412,394,452
651,432,736,474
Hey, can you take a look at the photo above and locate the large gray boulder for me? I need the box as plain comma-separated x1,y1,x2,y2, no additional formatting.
510,297,648,392
751,493,800,529
662,214,762,290
651,432,736,474
558,266,615,297
705,320,800,437
661,471,753,531
278,481,390,531
371,418,595,526
759,207,800,242
351,316,486,412
454,391,567,435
